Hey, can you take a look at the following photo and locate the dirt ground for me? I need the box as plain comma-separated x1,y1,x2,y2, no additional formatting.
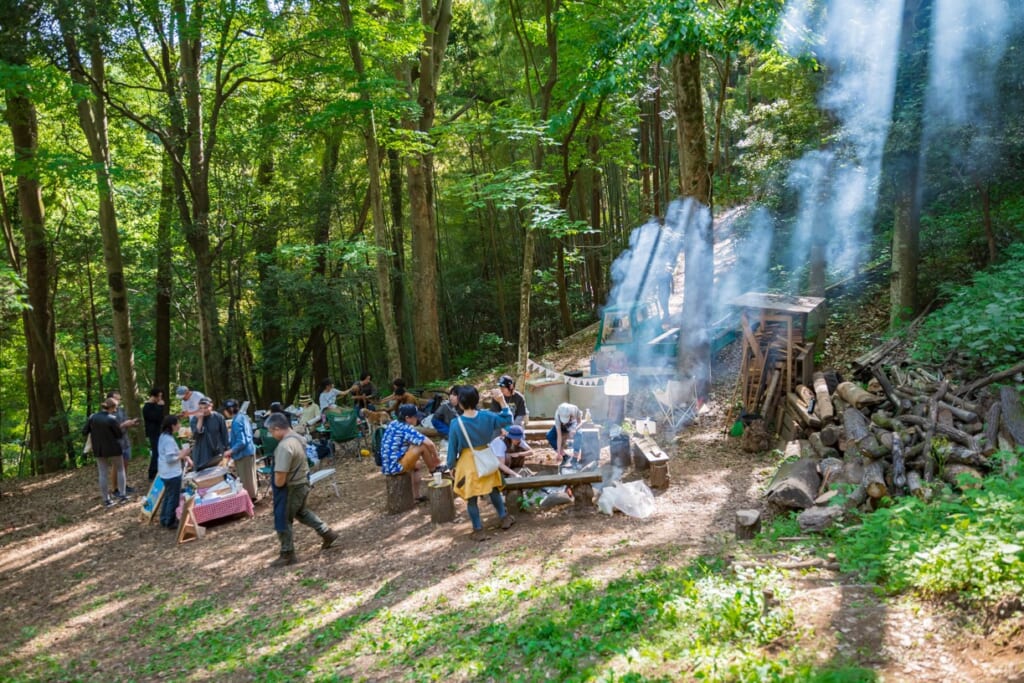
2,343,1022,681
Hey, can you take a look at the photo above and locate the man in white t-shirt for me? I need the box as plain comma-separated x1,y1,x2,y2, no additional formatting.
176,386,207,419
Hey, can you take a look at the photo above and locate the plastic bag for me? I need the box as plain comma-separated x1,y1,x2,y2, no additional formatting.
597,480,656,518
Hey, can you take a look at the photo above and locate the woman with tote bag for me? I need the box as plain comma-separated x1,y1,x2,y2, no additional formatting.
446,386,514,541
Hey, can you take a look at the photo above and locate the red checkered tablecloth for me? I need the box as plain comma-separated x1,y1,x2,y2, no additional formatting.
177,489,254,524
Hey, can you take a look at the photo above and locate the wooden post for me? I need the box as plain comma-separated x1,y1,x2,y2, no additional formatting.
428,480,455,524
735,509,761,539
385,473,414,514
573,482,594,508
649,461,669,489
505,490,523,515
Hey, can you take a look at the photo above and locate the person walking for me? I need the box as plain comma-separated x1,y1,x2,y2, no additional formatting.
446,386,514,541
156,415,192,529
265,413,339,566
143,387,166,481
222,399,258,502
107,390,140,494
83,398,128,507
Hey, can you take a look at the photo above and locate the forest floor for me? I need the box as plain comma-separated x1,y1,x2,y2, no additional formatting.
1,310,1022,681
2,220,1022,680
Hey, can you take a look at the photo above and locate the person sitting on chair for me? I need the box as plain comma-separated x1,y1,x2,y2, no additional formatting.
379,404,443,502
296,394,321,434
419,385,461,438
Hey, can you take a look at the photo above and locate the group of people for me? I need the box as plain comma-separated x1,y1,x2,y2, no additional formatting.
83,371,591,562
375,377,537,541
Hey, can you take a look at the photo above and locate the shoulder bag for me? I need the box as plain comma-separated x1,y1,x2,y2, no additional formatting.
456,417,500,477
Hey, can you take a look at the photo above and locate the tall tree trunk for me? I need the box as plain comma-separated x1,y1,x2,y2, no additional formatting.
672,52,713,399
888,0,932,326
976,179,996,265
59,21,141,422
387,144,410,373
254,156,282,405
155,153,174,393
174,0,226,401
402,0,453,382
339,0,402,380
3,91,71,471
309,132,341,387
586,133,605,310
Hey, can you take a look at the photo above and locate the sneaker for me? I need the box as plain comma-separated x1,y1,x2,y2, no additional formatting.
115,494,130,504
270,552,297,567
500,515,515,530
124,486,137,495
321,530,339,549
103,498,116,508
470,529,489,542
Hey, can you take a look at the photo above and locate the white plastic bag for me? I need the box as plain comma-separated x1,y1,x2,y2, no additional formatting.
597,480,656,518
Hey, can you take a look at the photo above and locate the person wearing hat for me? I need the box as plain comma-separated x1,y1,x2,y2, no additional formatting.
222,399,258,501
176,385,207,419
491,375,528,426
548,402,585,470
490,424,531,477
190,396,229,471
296,394,321,434
379,404,443,502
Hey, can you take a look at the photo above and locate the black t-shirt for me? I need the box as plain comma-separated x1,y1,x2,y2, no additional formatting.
142,402,165,439
490,390,527,421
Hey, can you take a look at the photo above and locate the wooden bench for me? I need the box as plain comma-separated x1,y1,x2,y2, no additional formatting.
631,436,670,489
502,471,603,514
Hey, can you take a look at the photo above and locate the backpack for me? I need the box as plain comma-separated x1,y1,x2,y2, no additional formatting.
372,427,384,467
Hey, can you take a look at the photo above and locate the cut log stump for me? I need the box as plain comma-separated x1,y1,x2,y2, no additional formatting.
385,473,414,514
798,505,844,532
766,457,821,510
428,480,455,524
735,509,762,540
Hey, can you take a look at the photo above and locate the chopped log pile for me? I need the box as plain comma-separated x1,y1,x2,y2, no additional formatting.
765,361,1024,532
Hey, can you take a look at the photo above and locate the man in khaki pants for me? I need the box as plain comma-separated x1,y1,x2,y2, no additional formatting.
265,413,339,567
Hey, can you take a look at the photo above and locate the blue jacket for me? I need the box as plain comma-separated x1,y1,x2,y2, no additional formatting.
229,412,256,460
446,407,512,469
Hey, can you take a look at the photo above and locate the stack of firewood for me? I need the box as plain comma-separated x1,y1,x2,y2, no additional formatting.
764,361,1024,531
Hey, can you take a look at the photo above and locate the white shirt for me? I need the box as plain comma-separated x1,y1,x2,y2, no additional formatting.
181,391,206,416
157,433,184,479
490,436,508,462
319,388,341,411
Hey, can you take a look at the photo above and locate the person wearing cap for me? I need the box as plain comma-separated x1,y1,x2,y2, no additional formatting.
491,375,528,426
379,404,443,502
548,402,585,469
222,399,258,501
190,396,229,471
176,385,207,419
296,394,321,434
265,412,339,567
490,424,531,477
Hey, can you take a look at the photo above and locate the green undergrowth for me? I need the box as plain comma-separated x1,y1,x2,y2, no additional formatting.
1,555,885,683
912,242,1024,374
763,451,1024,606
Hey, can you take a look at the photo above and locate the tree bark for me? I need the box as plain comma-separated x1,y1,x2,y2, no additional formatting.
58,17,141,422
155,153,174,394
672,52,713,399
400,0,453,382
3,90,71,471
340,0,403,382
309,132,341,389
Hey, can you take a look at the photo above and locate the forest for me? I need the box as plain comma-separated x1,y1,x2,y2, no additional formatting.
2,0,1023,480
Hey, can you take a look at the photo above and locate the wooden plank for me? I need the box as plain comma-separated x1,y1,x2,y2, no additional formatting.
502,471,603,491
633,436,670,464
730,292,826,316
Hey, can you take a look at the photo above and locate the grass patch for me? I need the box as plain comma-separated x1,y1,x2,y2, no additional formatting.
832,451,1024,604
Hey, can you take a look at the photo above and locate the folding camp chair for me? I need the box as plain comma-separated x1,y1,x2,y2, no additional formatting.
326,409,363,457
652,378,699,431
255,428,278,498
